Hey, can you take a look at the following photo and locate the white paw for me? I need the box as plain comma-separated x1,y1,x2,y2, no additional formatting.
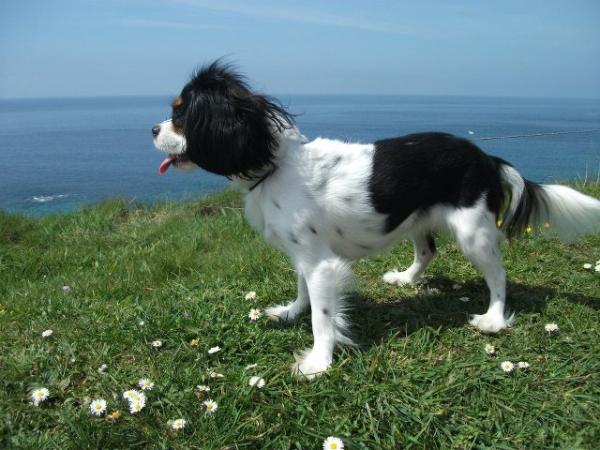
383,270,418,286
291,349,332,380
265,304,298,323
469,312,514,334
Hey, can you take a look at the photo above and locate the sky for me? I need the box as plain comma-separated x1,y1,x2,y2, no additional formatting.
0,0,599,99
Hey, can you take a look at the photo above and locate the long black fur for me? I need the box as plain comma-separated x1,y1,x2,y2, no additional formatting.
175,61,295,178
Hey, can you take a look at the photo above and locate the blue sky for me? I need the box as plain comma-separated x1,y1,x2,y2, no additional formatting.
1,0,599,98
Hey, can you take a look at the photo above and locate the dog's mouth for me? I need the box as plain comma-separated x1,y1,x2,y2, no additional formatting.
159,154,190,175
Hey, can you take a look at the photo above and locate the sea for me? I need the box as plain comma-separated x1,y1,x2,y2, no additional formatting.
1,95,599,215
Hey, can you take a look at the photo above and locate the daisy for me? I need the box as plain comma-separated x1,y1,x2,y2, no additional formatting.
129,399,145,414
323,436,345,450
171,418,187,430
138,378,154,391
244,291,257,301
209,371,225,379
189,338,200,347
128,391,146,404
517,361,530,369
196,384,210,392
31,387,50,406
583,263,593,269
62,285,71,293
89,399,107,416
500,361,515,373
151,340,163,348
203,399,218,414
459,296,470,302
122,389,137,401
484,344,496,356
41,329,53,338
452,283,462,290
545,323,559,333
248,308,262,321
595,265,600,273
424,287,440,295
244,363,258,370
208,346,221,355
249,376,266,388
138,320,145,326
106,410,121,421
97,364,108,374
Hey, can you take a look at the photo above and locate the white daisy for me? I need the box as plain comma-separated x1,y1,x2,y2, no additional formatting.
209,371,224,379
31,387,50,406
424,287,440,295
545,323,559,333
62,285,71,293
138,320,145,326
595,264,600,273
583,263,593,269
151,340,163,348
208,346,221,355
517,361,530,369
97,364,108,374
459,296,470,302
89,399,107,416
484,344,496,356
244,291,257,301
41,329,53,338
500,361,515,373
171,418,187,430
248,308,262,321
249,376,266,388
122,389,137,401
128,391,146,404
452,284,462,290
244,363,258,370
203,399,218,414
138,378,154,391
196,384,210,392
323,436,345,450
129,399,145,414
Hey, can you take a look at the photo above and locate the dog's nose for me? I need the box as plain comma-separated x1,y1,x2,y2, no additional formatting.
152,125,161,138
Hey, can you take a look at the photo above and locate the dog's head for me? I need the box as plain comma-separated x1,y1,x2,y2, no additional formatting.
152,60,294,178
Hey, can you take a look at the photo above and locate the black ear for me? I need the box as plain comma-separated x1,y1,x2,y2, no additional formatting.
182,62,293,178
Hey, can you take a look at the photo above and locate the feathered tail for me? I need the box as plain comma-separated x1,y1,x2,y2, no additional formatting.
497,162,600,242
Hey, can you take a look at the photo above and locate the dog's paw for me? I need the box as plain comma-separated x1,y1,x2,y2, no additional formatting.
265,304,297,323
469,312,514,334
383,270,417,286
291,349,332,380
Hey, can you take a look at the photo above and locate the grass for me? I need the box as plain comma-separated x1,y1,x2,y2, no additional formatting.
1,184,599,449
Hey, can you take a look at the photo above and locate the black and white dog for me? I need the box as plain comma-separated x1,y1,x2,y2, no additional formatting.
153,61,600,379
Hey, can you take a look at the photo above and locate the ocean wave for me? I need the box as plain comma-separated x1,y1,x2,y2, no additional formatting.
31,194,69,203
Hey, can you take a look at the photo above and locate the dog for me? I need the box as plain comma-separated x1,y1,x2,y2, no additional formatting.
152,61,600,379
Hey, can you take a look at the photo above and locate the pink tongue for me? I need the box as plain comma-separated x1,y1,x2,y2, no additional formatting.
159,157,175,175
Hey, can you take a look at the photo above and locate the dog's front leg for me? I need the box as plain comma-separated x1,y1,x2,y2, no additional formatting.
265,271,310,322
292,257,354,380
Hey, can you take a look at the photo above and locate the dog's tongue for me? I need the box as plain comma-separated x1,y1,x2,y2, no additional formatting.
159,157,175,175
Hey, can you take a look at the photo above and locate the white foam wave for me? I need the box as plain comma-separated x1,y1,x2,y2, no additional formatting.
31,194,69,203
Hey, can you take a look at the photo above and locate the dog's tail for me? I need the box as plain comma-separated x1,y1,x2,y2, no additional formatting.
496,160,600,242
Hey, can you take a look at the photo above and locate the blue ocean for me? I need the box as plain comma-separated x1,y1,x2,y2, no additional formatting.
1,95,599,215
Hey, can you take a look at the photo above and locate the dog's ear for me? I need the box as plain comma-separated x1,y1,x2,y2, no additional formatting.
183,63,292,178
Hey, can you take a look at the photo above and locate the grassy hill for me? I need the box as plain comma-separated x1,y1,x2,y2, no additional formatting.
1,184,599,449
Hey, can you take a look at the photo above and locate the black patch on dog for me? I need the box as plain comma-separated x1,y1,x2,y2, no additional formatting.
426,234,436,254
322,308,329,315
289,233,299,245
335,226,344,237
308,225,317,234
368,133,505,232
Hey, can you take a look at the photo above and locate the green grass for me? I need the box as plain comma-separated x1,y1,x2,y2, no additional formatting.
1,184,599,449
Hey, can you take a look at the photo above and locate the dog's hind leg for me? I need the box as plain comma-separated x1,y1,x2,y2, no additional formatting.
265,272,310,322
383,233,436,285
292,257,354,379
448,201,513,333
